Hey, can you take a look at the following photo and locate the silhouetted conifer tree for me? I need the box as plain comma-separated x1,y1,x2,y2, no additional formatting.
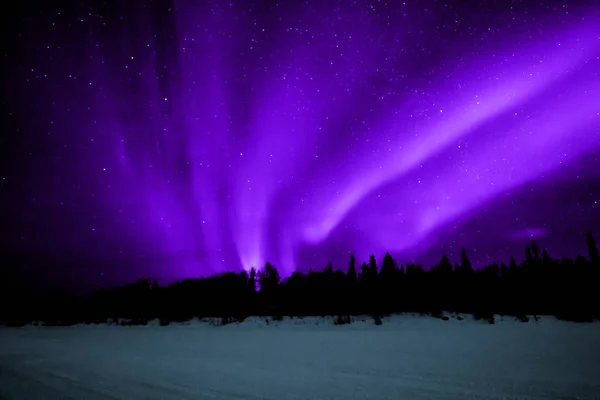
531,241,540,260
542,248,551,264
381,252,395,278
249,268,257,293
379,252,396,313
509,256,518,271
525,246,533,264
369,254,377,276
499,262,508,278
259,262,280,315
360,261,369,280
587,232,598,264
460,248,472,272
439,254,452,274
260,263,280,294
347,254,357,284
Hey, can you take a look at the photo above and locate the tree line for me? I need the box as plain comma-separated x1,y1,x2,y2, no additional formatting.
1,233,599,326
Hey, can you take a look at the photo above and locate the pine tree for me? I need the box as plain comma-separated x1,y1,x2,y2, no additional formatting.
542,248,551,264
499,262,508,278
325,261,333,274
525,246,533,264
369,254,378,277
347,254,357,284
531,241,540,260
381,252,395,278
249,267,257,293
360,261,369,281
260,262,280,293
460,248,472,273
509,256,518,271
586,232,598,264
439,254,452,274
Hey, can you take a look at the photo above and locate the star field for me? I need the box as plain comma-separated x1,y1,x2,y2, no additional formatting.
1,0,599,287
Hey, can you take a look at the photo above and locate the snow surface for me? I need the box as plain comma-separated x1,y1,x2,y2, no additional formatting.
1,314,599,399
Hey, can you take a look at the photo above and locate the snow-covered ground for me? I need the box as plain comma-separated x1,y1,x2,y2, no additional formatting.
1,314,599,399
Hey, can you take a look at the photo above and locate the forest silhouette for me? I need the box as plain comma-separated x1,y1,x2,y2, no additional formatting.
1,232,599,327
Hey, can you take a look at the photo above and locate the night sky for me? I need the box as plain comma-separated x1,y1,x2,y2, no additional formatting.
2,0,599,290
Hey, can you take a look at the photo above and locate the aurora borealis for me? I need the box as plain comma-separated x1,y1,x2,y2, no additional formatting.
2,0,600,287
